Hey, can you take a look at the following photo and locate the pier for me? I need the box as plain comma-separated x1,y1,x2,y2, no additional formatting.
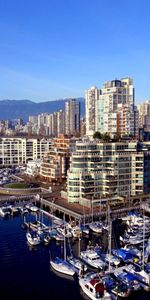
0,191,150,223
34,193,150,223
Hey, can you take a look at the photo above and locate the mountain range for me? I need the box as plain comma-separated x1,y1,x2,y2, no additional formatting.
0,98,85,122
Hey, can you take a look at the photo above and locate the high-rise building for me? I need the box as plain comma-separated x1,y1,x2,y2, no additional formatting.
0,120,10,134
117,104,135,137
34,110,65,137
138,100,150,128
46,113,54,136
38,113,47,128
65,99,80,136
29,115,38,125
80,117,86,137
85,86,100,136
85,78,136,138
56,110,65,136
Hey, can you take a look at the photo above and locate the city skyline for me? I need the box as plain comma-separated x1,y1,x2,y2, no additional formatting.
0,0,150,102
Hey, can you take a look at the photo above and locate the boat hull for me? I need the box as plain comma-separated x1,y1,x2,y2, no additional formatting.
26,233,40,246
50,260,75,276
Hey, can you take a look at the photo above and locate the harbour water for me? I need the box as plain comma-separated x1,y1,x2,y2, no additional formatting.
0,213,149,300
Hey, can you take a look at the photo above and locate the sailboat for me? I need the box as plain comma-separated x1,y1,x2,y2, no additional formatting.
50,257,75,276
67,219,88,273
101,206,121,268
89,198,103,234
81,205,89,235
50,217,75,276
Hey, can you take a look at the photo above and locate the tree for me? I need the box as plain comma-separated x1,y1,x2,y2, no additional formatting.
93,131,102,139
112,133,121,142
102,132,111,142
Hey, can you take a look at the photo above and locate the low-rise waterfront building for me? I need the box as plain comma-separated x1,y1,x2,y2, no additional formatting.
67,139,144,204
0,137,52,166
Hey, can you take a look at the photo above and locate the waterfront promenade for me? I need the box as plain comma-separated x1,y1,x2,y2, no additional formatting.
0,187,150,222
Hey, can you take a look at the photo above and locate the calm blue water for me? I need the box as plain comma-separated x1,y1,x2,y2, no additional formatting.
0,214,149,300
0,214,83,300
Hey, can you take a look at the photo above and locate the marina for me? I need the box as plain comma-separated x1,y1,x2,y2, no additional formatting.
0,201,150,299
1,2,150,299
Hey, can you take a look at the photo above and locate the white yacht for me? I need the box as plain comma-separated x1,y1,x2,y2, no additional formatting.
0,206,10,217
26,232,41,246
80,250,105,270
125,264,150,290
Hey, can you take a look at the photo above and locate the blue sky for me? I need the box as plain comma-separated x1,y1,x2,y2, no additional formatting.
0,0,150,103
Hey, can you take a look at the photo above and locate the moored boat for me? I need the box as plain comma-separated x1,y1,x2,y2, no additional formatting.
80,250,105,270
50,257,75,276
79,272,111,300
101,272,131,298
0,206,11,217
67,256,87,273
26,231,41,246
89,222,103,234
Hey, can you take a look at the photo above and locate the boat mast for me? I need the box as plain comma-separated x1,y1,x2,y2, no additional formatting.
63,214,66,261
142,208,145,270
91,196,93,223
83,205,85,227
99,198,101,222
78,218,81,257
51,200,54,229
108,205,111,273
41,197,43,224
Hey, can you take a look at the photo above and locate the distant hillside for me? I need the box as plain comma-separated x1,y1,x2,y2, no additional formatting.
0,98,85,122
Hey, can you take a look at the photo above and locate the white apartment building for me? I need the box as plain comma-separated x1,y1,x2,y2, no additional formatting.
67,139,143,204
0,137,52,166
